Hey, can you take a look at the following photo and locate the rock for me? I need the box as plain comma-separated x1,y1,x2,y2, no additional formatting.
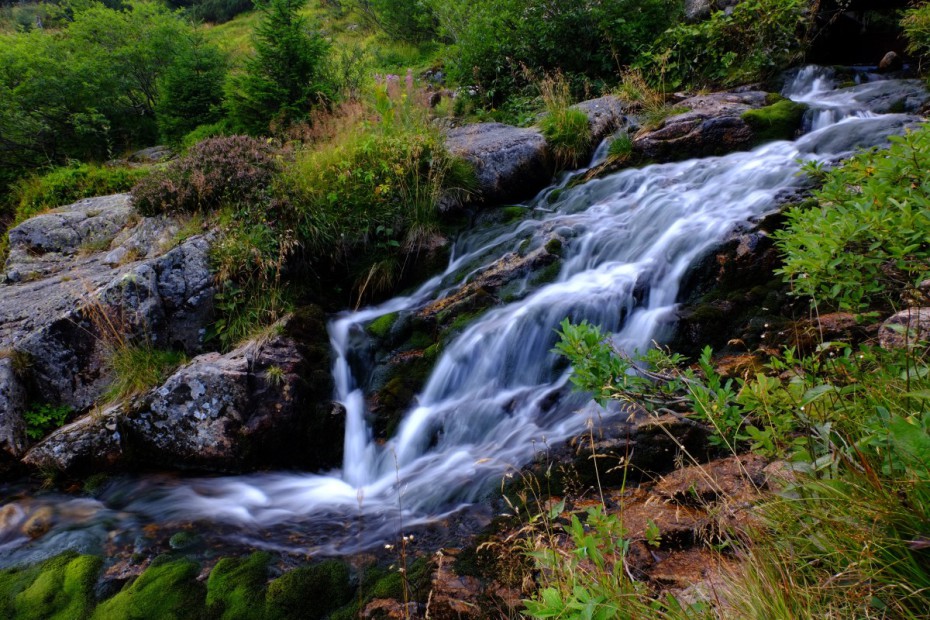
444,123,552,208
653,453,768,506
428,553,484,619
128,146,175,164
122,334,315,472
633,91,796,161
22,405,124,474
683,0,743,22
878,51,903,73
831,80,930,115
0,195,214,461
4,195,135,282
571,95,629,143
879,307,930,350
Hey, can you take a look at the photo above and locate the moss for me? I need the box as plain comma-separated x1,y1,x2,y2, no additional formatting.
0,552,102,620
888,99,907,114
764,92,787,105
403,329,434,351
265,560,352,620
528,259,563,287
500,205,527,222
741,100,808,144
544,237,563,256
168,531,198,550
366,558,431,602
92,556,205,620
546,188,563,204
206,552,271,620
367,312,399,340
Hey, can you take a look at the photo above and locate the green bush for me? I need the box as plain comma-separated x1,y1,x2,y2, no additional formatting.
537,75,592,169
157,35,227,144
353,0,437,43
642,0,812,89
23,403,73,440
8,163,149,225
432,0,682,103
775,126,930,312
903,3,930,62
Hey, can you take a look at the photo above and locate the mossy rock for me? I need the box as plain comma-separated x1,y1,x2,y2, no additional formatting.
742,100,808,144
367,312,399,340
91,556,205,620
206,552,271,620
0,552,102,620
265,560,352,620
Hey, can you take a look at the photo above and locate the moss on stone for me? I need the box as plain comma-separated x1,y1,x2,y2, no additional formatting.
91,556,205,620
528,259,563,287
0,552,102,620
265,560,351,620
206,552,271,620
544,237,563,256
501,205,527,222
741,100,808,144
367,312,399,340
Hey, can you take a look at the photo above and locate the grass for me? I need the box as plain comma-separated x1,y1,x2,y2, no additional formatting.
538,74,592,169
104,344,187,402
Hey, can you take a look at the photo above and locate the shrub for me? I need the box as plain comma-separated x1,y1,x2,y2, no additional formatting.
23,403,73,440
538,75,592,169
9,163,149,224
131,135,281,216
903,3,930,62
156,35,227,144
775,126,930,311
641,0,812,89
352,0,437,43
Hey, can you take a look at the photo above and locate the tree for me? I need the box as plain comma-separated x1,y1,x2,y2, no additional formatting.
157,34,227,143
228,0,331,135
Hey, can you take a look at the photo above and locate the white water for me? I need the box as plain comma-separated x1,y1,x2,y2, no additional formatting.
0,67,923,561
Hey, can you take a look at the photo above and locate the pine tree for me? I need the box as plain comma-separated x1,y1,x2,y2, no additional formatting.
228,0,330,134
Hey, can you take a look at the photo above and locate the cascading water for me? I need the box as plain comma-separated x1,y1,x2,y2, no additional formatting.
0,67,924,563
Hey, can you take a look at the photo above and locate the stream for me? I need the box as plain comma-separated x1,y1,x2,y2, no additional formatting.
0,66,921,567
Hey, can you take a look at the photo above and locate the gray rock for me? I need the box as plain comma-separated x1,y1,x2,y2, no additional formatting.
633,90,771,161
22,405,124,473
122,335,311,472
0,195,214,459
0,356,28,457
836,79,930,115
445,123,552,207
128,146,175,164
5,195,135,282
571,96,630,143
684,0,743,22
879,307,930,350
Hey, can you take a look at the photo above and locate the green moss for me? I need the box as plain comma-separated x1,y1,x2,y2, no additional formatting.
544,238,563,256
501,205,527,222
206,552,270,620
265,560,352,620
0,552,102,620
529,260,563,287
404,329,434,350
92,557,205,620
168,531,197,550
367,312,399,340
764,92,787,105
741,100,808,144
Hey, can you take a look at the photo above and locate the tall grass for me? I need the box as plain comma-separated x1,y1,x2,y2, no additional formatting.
538,74,592,169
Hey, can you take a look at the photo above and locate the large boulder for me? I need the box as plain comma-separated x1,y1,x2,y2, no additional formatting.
121,334,325,472
0,195,214,459
879,307,930,350
633,91,804,161
444,123,552,207
570,95,630,143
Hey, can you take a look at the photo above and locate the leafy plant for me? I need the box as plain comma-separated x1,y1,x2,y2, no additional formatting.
775,126,930,311
23,403,73,440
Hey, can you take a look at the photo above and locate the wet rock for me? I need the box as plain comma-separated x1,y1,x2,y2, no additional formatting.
571,95,629,143
428,553,484,620
879,51,903,73
633,91,794,161
0,355,28,457
22,505,55,539
363,599,420,619
684,0,743,22
832,80,930,115
445,123,552,207
879,307,930,350
654,453,768,506
122,334,314,472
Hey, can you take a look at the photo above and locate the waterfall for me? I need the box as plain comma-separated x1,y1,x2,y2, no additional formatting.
0,67,922,561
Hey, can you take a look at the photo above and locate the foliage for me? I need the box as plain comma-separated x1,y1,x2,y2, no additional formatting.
352,0,437,43
157,33,228,144
431,0,682,103
105,344,187,402
2,163,147,237
132,135,281,216
280,78,474,297
538,75,592,170
227,0,332,134
642,0,811,89
903,3,930,63
0,1,225,193
166,0,255,24
23,403,74,441
775,126,930,311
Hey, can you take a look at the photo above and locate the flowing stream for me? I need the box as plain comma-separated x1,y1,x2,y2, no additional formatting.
0,66,922,565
